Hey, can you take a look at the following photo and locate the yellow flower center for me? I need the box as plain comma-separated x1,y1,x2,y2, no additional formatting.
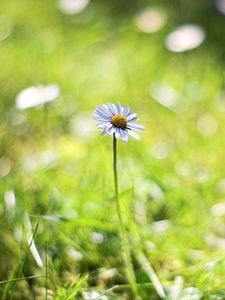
111,114,127,129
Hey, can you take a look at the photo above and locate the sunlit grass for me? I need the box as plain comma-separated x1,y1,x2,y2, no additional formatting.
0,0,225,299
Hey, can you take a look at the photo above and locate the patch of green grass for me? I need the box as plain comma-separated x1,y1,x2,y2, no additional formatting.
0,0,225,299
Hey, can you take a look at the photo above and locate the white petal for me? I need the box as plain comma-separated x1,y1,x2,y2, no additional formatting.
45,85,60,102
128,130,140,139
108,103,118,115
94,108,111,118
101,127,109,136
101,130,107,136
114,127,121,139
127,122,144,131
123,106,130,116
100,123,113,136
126,112,138,121
96,106,112,117
119,128,128,142
116,103,122,114
97,122,110,128
28,235,43,268
102,104,112,113
93,113,110,122
108,126,116,135
93,116,109,123
93,112,108,120
115,131,120,139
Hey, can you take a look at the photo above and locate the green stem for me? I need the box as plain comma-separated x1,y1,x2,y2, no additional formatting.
113,134,138,298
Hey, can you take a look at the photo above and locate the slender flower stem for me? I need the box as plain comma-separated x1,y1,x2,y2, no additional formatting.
113,134,138,298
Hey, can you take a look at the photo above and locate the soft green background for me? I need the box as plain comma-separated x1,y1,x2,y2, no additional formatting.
0,0,225,299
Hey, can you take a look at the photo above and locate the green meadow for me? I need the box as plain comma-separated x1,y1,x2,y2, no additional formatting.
1,0,225,299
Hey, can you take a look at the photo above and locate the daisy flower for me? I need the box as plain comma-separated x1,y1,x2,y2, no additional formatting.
15,84,60,110
93,103,144,142
165,24,205,53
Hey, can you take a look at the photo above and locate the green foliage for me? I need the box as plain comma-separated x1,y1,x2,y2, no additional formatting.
54,274,89,300
0,0,225,299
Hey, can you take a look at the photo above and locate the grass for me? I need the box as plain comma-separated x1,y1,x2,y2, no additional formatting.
1,0,225,299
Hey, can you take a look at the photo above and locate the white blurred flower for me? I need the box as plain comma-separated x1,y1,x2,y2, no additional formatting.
67,247,83,261
135,177,164,201
150,81,182,111
152,220,170,233
165,24,205,53
23,150,58,171
134,8,166,33
178,287,202,300
216,0,225,15
58,0,90,15
169,278,202,300
205,234,225,250
4,190,16,209
70,113,96,140
169,276,183,300
16,84,60,110
98,268,118,280
83,290,108,300
92,232,104,244
134,200,147,224
211,202,225,217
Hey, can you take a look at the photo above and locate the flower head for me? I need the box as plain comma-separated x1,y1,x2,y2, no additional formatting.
58,0,90,15
93,103,144,142
15,84,60,110
165,24,205,53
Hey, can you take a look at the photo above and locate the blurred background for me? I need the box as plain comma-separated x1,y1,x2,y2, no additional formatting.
1,0,225,299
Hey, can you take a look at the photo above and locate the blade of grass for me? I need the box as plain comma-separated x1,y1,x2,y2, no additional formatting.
5,221,40,300
63,274,89,300
138,253,166,299
45,241,48,300
0,275,47,285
